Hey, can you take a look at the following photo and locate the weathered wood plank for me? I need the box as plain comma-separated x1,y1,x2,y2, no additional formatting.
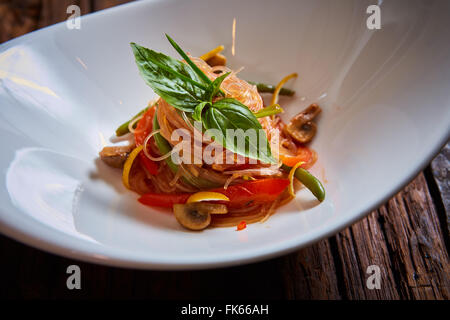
430,142,450,236
0,0,41,43
335,173,449,300
380,173,450,299
281,239,341,299
335,211,400,299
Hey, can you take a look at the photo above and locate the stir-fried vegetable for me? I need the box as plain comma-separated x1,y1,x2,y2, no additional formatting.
115,107,149,136
279,147,313,168
187,191,230,203
281,164,325,202
288,161,305,197
247,81,296,96
205,53,226,67
139,193,190,208
200,45,225,61
122,145,144,189
173,202,228,230
134,107,158,174
99,145,133,168
271,73,298,106
138,178,290,208
286,104,322,144
253,104,283,118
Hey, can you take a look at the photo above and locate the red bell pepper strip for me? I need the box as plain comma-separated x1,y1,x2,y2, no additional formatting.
138,193,190,208
138,178,289,208
134,106,158,174
211,178,290,208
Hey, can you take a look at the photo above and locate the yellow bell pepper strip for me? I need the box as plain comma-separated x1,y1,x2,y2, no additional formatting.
122,145,144,189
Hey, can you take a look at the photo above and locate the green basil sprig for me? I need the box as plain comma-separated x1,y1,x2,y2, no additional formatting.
130,36,275,164
131,42,209,111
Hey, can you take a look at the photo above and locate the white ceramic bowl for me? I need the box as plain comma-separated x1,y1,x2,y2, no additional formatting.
0,0,449,269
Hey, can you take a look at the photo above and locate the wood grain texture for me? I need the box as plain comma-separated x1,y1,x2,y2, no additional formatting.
335,173,449,300
430,143,450,236
0,0,449,300
281,240,341,299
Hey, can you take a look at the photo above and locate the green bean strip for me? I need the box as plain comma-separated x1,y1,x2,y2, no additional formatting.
254,104,283,118
248,81,295,96
281,164,325,202
115,107,149,136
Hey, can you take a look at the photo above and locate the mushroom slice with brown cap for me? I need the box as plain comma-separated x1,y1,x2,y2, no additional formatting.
173,202,228,231
286,103,322,144
99,145,134,168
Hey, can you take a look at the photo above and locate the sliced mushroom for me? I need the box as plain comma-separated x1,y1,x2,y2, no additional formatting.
173,202,228,231
99,145,134,168
286,103,322,143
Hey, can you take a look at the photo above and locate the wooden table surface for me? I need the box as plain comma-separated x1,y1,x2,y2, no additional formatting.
0,0,449,300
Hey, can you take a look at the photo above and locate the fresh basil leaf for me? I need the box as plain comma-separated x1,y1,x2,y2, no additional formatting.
208,72,230,101
165,34,212,86
130,42,208,112
203,98,275,164
192,101,210,122
166,34,225,97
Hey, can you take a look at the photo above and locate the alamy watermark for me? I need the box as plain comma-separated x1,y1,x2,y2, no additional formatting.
366,5,381,30
366,265,381,290
66,5,81,30
66,265,81,290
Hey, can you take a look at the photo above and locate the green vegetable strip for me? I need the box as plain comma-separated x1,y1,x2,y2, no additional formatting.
115,107,149,136
152,111,219,189
165,34,225,96
165,34,212,85
281,164,325,202
132,43,209,91
254,104,283,118
248,81,295,96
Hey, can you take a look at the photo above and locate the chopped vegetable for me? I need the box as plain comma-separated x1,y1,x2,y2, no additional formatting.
200,45,225,61
279,147,312,168
212,179,290,209
205,53,226,67
139,193,190,208
173,202,228,230
173,203,211,230
281,164,325,202
99,145,133,168
138,178,290,208
253,104,283,118
134,106,158,174
122,145,144,189
140,154,158,175
247,81,295,96
286,104,321,143
288,161,305,197
115,107,148,136
186,191,230,204
271,73,298,106
237,221,247,231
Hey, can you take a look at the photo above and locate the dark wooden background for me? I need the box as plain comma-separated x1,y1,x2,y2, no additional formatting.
0,0,449,300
